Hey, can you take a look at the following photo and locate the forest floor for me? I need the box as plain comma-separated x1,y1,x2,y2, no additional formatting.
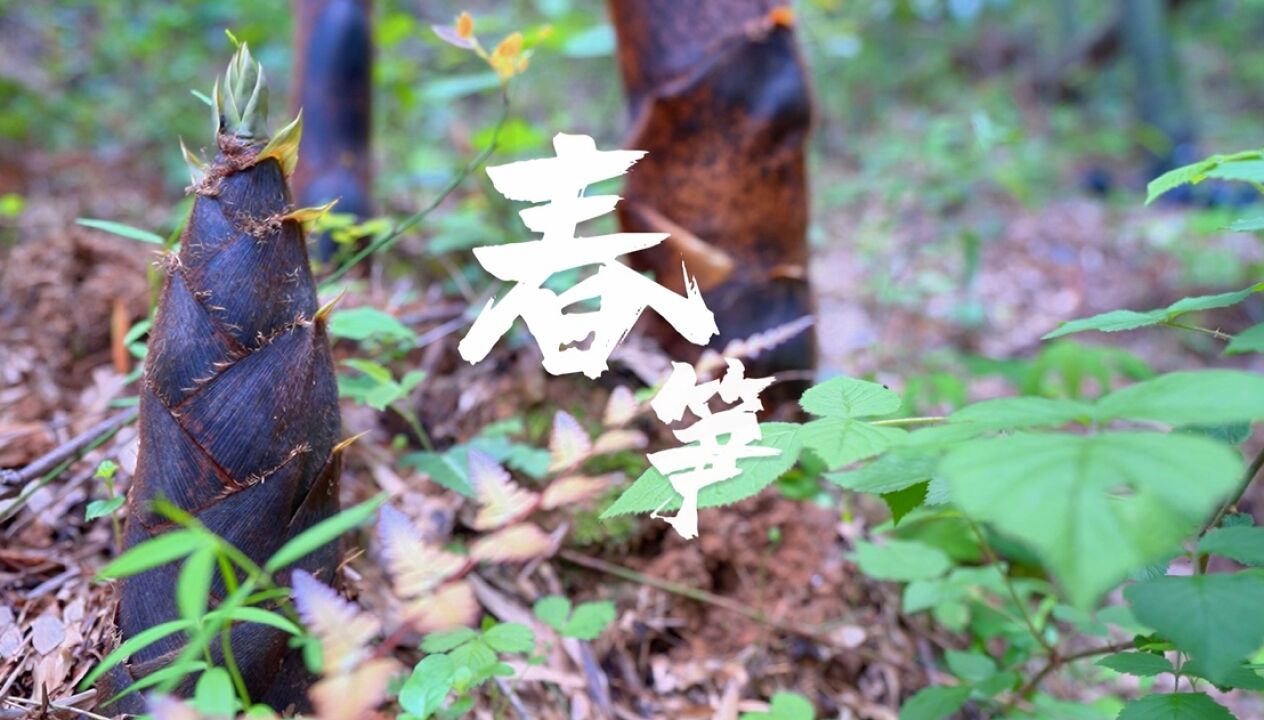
2,149,1263,719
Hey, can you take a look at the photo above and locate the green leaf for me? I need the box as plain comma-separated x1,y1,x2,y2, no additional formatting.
209,606,302,636
264,494,385,572
98,530,208,579
1226,323,1264,355
422,627,479,653
600,423,802,517
81,619,194,688
329,307,416,343
1199,526,1264,566
342,358,393,383
898,685,970,720
76,218,165,245
1126,573,1264,684
193,667,236,719
944,650,996,683
851,539,950,582
799,418,904,470
1043,284,1263,339
1097,370,1264,425
799,376,902,418
563,601,615,640
85,496,125,521
827,450,937,495
1146,149,1262,204
1208,159,1264,183
400,451,476,498
399,654,455,720
740,691,816,720
882,482,929,525
1095,651,1173,677
948,396,1093,429
533,596,571,632
1116,693,1237,720
1227,213,1264,232
942,432,1241,607
483,623,534,654
177,546,216,621
1182,657,1264,691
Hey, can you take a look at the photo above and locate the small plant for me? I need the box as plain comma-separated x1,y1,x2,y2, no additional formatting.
396,622,537,720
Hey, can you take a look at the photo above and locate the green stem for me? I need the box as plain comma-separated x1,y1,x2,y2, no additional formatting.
320,90,511,287
965,518,1053,654
1163,321,1232,342
869,416,947,427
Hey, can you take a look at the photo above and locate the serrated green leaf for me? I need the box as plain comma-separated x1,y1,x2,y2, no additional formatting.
942,432,1241,607
563,601,615,640
800,376,902,418
851,539,950,582
76,218,165,245
1199,526,1264,566
264,494,384,572
422,627,478,653
533,596,571,632
1146,149,1262,204
600,423,801,518
1117,693,1237,720
827,449,937,495
1097,370,1264,425
1182,657,1264,691
799,418,904,469
399,654,455,720
99,529,208,579
1096,651,1173,677
898,685,970,720
948,396,1093,429
483,623,534,653
1043,284,1263,339
1226,323,1264,355
1125,574,1264,684
882,482,929,525
1208,159,1264,183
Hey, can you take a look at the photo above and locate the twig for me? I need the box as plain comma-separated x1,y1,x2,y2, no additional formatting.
1,407,138,490
1202,443,1264,537
320,91,511,288
557,549,918,673
1010,641,1133,706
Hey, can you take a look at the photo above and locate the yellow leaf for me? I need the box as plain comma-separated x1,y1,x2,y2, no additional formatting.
311,658,398,720
377,506,470,598
254,109,303,176
469,450,539,531
548,411,592,473
541,474,614,511
470,523,555,563
405,580,480,633
604,386,639,427
291,570,379,676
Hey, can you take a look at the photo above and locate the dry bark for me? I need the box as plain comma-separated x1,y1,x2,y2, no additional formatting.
610,0,817,378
